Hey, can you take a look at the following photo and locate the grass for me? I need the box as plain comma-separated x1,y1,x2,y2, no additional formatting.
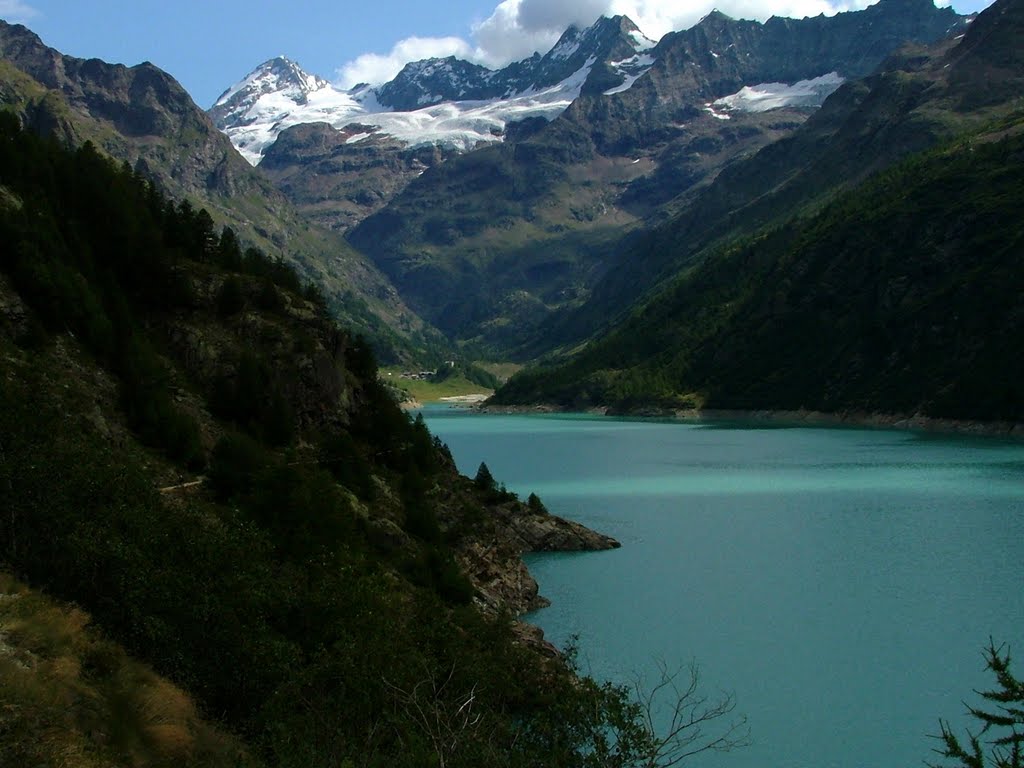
380,367,494,402
0,573,257,768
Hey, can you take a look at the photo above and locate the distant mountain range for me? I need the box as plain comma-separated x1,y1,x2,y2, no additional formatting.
205,0,971,357
210,16,658,165
493,0,1024,421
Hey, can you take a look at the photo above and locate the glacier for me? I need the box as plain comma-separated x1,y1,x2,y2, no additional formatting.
713,72,845,113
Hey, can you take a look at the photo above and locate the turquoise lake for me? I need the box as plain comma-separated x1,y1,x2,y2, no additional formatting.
421,407,1024,768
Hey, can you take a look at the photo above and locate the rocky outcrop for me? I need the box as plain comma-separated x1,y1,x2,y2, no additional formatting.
0,274,29,339
494,502,620,552
453,499,619,620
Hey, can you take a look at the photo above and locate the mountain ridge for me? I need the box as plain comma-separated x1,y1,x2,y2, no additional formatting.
0,19,446,364
490,0,1024,419
340,0,968,354
210,13,658,166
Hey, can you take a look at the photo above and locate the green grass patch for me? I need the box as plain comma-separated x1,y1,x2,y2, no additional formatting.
381,367,493,402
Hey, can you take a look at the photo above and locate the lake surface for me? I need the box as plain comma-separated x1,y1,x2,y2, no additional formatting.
421,407,1024,768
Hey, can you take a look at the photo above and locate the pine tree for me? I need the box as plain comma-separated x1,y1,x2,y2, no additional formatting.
473,462,495,493
932,640,1024,768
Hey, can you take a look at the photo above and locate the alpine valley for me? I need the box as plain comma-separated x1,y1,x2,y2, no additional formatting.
1,0,1024,765
213,0,973,355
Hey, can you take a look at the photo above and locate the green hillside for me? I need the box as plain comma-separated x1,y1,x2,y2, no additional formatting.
0,22,446,366
494,117,1024,421
0,116,693,767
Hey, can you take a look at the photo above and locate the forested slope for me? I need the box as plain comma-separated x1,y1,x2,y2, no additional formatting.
0,20,443,364
494,118,1024,422
0,116,673,768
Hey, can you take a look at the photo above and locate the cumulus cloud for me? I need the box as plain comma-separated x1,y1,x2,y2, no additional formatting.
336,0,884,88
0,0,40,24
337,36,474,88
471,0,558,66
603,0,879,40
517,0,611,32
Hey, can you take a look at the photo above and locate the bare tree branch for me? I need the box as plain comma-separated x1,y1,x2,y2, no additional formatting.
631,659,751,768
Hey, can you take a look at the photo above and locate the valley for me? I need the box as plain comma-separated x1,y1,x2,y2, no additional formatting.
211,0,970,357
1,0,1022,766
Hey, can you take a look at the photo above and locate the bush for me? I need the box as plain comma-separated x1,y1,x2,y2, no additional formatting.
207,432,269,499
217,277,245,317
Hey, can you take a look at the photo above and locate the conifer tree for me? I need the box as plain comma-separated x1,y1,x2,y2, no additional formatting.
932,640,1024,768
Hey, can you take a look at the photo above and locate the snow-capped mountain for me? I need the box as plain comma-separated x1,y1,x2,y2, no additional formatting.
209,56,330,131
210,15,659,166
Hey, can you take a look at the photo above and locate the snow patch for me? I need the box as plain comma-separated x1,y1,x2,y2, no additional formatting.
605,53,655,96
629,29,657,51
610,53,655,69
346,132,372,144
704,105,731,120
713,72,844,114
604,70,647,95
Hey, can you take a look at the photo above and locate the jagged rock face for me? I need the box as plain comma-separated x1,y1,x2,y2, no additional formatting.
375,56,497,111
943,0,1024,107
563,0,967,154
0,20,253,199
452,499,620,617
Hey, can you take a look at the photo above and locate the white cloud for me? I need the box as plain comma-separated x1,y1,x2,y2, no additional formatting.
336,0,884,88
471,0,561,66
517,0,610,32
0,0,40,24
337,36,474,89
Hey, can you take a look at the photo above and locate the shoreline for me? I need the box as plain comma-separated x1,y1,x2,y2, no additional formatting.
402,393,491,410
476,403,1024,439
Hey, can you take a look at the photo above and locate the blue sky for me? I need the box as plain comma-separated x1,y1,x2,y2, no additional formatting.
0,0,997,109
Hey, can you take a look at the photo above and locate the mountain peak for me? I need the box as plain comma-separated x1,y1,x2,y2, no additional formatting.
210,56,329,128
551,14,650,56
214,56,326,105
697,9,737,26
375,56,494,109
592,14,643,36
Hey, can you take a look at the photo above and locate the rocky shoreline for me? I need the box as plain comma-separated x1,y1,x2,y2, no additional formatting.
477,403,1024,438
452,498,620,656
